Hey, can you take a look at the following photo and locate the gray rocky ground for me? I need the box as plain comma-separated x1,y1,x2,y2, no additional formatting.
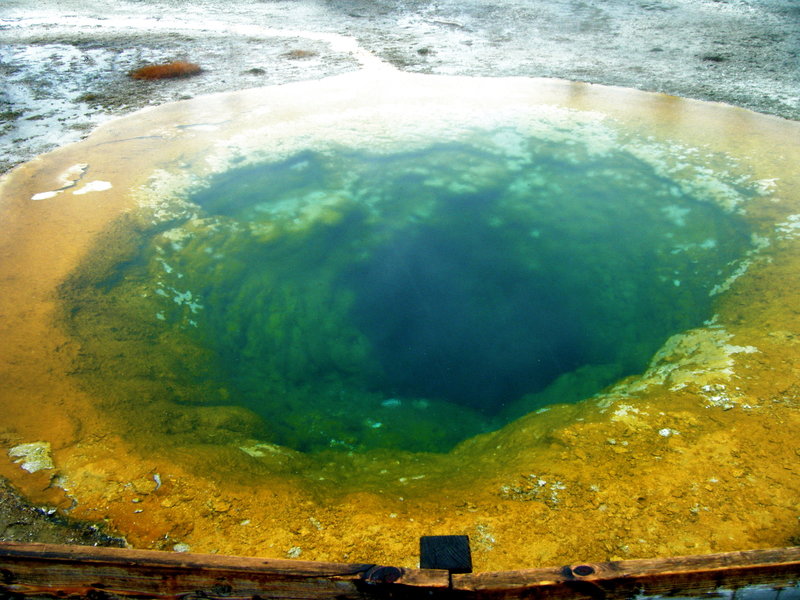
0,0,798,546
1,0,798,174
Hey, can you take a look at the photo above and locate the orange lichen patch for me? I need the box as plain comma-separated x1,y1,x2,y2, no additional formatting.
130,61,203,80
282,49,318,60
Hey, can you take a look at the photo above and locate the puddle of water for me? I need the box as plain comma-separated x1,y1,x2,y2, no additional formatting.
2,71,800,570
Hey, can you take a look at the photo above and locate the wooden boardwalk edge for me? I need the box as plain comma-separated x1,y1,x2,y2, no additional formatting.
1,542,800,599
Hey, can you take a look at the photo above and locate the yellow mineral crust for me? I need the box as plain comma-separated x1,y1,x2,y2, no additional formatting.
1,71,800,571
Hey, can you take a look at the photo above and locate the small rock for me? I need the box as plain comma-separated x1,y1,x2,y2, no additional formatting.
132,477,158,495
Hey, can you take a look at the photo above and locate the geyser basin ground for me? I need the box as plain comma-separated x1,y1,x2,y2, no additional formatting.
2,71,800,570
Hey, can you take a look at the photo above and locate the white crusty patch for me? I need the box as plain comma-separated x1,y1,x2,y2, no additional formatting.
73,180,112,195
9,441,55,473
30,163,89,200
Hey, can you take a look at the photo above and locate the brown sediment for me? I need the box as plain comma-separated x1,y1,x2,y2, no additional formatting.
1,71,799,571
130,61,202,80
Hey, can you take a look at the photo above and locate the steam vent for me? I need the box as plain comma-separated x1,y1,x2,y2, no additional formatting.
2,71,800,570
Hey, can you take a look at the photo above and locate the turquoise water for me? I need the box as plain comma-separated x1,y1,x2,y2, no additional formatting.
62,130,754,454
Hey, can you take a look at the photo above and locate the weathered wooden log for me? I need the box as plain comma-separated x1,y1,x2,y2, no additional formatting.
452,547,800,600
2,542,800,600
0,542,449,600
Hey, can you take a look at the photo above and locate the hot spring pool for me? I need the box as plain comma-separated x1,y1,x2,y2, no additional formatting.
61,130,754,454
2,71,800,569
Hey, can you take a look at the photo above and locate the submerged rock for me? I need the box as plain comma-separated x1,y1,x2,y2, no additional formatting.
9,442,55,473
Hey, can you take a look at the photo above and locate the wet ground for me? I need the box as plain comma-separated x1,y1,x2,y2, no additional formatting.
0,0,799,556
1,0,798,174
0,478,124,546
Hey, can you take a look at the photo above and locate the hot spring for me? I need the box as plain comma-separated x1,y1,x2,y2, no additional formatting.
3,72,800,569
60,132,753,454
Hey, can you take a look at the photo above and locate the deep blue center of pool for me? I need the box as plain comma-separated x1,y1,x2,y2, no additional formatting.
342,203,585,412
